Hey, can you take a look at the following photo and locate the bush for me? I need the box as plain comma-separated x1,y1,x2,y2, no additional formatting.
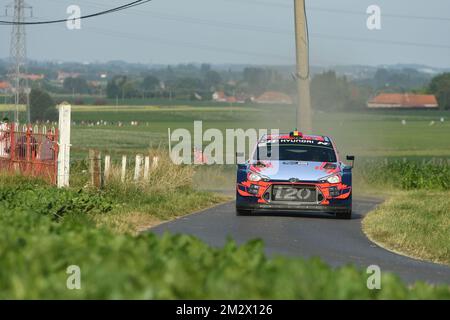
0,177,114,220
0,179,449,299
358,159,450,190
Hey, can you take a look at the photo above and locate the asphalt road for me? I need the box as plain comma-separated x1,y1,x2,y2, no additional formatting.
150,197,450,284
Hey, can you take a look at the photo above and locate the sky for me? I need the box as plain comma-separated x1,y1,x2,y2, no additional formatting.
0,0,450,67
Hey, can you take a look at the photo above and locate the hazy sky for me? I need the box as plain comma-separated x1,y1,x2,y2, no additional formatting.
1,0,449,67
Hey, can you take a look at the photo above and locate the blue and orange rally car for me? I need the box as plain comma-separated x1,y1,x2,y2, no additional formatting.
236,131,355,219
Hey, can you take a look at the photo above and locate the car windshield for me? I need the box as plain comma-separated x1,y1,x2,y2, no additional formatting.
254,143,337,162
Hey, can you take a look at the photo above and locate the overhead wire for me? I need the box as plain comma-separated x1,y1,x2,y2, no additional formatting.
0,0,152,25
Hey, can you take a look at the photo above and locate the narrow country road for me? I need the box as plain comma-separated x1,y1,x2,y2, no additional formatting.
150,197,450,284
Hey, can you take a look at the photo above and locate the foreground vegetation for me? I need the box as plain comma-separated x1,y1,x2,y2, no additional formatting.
0,177,449,299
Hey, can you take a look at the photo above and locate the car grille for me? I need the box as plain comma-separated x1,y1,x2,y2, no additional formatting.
270,185,318,203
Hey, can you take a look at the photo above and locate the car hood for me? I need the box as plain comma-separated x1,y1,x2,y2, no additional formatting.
249,160,341,182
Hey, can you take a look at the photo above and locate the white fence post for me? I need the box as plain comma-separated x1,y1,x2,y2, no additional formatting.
104,155,111,182
57,103,71,188
134,154,143,181
152,156,159,170
121,155,127,182
144,156,150,180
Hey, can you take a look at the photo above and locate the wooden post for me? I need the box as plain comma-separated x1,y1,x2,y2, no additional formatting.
152,156,159,170
134,154,143,181
144,156,150,180
121,155,127,182
89,149,102,188
104,155,111,182
294,0,312,132
57,103,71,188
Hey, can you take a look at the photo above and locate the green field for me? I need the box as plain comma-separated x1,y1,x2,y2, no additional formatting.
66,104,450,159
2,103,449,159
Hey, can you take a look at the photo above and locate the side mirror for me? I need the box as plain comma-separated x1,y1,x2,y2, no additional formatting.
346,155,355,168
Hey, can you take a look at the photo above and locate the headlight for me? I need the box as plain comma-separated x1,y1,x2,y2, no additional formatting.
326,174,341,184
248,172,262,182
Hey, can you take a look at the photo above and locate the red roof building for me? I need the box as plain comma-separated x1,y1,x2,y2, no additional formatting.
22,74,45,81
368,93,438,109
0,81,10,90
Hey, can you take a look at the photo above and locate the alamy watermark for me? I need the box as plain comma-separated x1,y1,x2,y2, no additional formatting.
66,5,81,30
66,265,81,290
366,265,382,290
367,5,382,30
168,121,279,168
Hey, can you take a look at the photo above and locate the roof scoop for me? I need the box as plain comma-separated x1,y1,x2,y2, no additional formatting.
323,163,337,170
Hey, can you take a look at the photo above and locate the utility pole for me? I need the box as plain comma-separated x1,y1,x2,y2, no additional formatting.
6,0,32,123
294,0,312,132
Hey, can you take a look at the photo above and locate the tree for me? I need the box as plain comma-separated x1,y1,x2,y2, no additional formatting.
311,71,352,111
204,70,222,89
242,67,281,95
106,75,127,99
429,73,450,110
29,89,57,122
175,77,202,91
141,75,160,92
63,77,90,94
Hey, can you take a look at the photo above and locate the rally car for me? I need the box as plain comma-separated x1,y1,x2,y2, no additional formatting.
236,131,355,219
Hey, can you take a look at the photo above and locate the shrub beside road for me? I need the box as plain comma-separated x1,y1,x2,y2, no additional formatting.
0,176,449,299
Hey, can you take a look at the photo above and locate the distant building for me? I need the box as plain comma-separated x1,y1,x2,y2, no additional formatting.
212,91,246,104
21,74,45,81
368,93,439,109
212,91,227,103
255,91,293,105
0,81,10,93
57,71,81,83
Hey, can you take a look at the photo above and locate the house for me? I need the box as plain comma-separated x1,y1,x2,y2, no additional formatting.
57,71,81,83
212,91,246,104
255,91,293,105
22,73,45,81
212,91,227,103
0,81,10,93
368,93,439,109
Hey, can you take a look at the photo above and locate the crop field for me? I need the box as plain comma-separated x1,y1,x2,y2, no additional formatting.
67,104,450,159
2,103,449,159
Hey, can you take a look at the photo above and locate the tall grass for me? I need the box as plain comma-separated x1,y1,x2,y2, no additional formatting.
357,159,450,190
104,149,194,195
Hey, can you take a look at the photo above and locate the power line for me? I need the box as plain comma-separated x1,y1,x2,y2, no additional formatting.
0,0,152,25
40,0,450,51
85,26,293,61
221,0,450,22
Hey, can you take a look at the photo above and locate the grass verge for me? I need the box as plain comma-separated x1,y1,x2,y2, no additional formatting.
363,191,450,265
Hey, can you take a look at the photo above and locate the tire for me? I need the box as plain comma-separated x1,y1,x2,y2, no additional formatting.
236,208,252,216
336,209,352,220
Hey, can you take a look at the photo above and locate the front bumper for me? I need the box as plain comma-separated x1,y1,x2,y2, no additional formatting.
236,180,352,213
